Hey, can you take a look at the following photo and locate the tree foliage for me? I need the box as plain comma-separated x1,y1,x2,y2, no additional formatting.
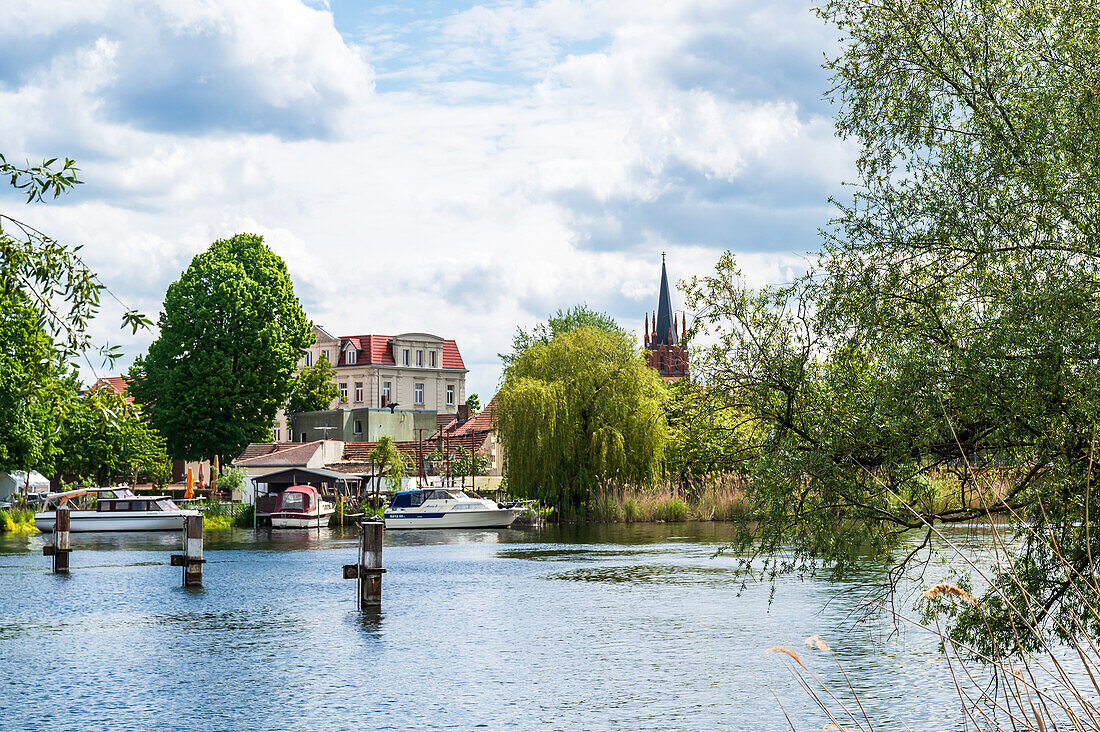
55,389,171,487
451,445,489,478
369,435,408,493
286,353,339,433
465,393,481,412
0,152,149,476
500,303,628,366
684,0,1100,651
129,233,312,466
496,327,667,517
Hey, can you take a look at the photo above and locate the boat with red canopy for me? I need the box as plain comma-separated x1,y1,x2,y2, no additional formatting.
270,485,335,529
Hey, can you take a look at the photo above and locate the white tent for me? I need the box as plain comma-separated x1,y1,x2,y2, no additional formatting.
0,471,51,501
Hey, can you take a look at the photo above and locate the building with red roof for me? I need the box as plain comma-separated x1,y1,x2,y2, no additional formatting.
89,376,134,404
273,325,468,444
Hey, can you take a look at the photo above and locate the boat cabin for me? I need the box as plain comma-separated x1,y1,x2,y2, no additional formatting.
274,485,321,514
388,489,470,507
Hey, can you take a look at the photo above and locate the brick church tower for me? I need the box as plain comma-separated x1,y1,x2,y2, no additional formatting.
643,254,689,381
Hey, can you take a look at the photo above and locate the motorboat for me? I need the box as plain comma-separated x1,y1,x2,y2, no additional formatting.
270,485,335,529
383,488,523,529
34,487,199,533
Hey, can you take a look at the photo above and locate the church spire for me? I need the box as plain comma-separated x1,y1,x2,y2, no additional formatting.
653,252,676,346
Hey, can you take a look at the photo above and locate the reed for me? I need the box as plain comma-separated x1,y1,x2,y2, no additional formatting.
584,480,748,523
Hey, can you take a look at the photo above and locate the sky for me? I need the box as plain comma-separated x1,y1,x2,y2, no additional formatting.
0,0,854,400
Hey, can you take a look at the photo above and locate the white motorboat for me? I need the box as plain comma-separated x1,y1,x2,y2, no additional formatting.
383,488,523,529
34,487,199,533
270,485,335,529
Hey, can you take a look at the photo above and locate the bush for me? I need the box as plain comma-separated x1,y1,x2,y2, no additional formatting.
0,507,37,533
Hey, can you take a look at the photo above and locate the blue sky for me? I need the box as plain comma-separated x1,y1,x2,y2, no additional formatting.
0,0,852,399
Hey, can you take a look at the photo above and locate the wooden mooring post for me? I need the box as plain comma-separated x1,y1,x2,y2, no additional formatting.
42,506,71,574
342,521,384,608
170,514,205,587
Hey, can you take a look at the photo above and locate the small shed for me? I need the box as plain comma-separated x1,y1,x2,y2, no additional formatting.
252,467,361,524
0,471,51,502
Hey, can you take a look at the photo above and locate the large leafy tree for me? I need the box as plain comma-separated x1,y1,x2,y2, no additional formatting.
129,234,311,466
285,353,340,434
496,327,667,518
685,0,1100,651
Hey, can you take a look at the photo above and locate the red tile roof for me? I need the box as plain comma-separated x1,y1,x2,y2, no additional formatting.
234,442,318,464
332,335,465,370
234,441,324,467
433,396,497,453
341,440,424,463
90,376,134,404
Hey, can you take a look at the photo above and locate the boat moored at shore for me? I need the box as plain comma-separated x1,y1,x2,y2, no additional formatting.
383,489,523,529
34,488,199,533
270,485,335,529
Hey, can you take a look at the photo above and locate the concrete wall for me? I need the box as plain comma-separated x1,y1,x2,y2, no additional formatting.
287,409,437,443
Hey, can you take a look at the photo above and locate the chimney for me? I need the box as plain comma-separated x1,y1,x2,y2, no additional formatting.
458,404,471,422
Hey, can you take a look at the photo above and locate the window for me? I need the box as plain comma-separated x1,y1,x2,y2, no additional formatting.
339,383,348,401
416,350,423,367
347,349,357,365
446,385,455,406
383,381,391,400
354,420,362,435
403,349,410,366
274,428,281,442
430,351,436,368
414,383,424,405
354,382,363,402
300,432,307,442
305,351,313,367
321,350,329,363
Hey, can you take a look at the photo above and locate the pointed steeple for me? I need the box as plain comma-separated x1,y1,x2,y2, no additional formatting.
654,252,676,346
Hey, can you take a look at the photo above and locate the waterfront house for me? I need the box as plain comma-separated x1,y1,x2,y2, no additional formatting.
273,325,468,443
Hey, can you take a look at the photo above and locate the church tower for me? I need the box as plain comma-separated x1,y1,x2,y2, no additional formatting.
643,254,689,381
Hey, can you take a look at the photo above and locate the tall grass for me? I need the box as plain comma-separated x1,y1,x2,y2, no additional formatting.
585,481,747,523
0,507,36,533
196,500,250,530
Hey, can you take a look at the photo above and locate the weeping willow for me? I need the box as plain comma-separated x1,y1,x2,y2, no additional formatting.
496,327,667,518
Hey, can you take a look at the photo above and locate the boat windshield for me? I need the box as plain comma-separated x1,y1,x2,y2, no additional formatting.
279,492,308,511
156,499,176,511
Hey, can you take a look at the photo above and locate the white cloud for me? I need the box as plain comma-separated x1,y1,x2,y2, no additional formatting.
0,0,850,398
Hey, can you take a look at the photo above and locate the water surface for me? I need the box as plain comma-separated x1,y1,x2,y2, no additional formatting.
0,522,985,730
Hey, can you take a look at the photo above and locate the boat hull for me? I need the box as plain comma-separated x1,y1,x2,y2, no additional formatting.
270,508,334,529
384,508,522,529
34,510,199,533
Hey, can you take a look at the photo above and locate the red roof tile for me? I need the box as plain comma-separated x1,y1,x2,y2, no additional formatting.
331,335,465,370
234,442,316,464
342,440,423,463
235,441,323,467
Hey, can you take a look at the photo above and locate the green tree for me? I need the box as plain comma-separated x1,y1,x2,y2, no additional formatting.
451,445,489,478
286,354,340,434
464,393,481,412
129,233,312,467
0,153,149,478
500,303,627,366
496,327,667,518
685,0,1100,651
368,435,408,504
55,389,171,486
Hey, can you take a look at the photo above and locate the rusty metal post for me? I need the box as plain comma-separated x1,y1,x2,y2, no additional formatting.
171,514,204,587
342,520,384,608
42,506,71,573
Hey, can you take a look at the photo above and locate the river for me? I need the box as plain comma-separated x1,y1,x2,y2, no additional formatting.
0,522,991,730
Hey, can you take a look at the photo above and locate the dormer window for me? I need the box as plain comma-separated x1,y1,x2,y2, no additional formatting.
346,348,357,365
416,350,423,367
430,351,436,368
403,349,410,366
